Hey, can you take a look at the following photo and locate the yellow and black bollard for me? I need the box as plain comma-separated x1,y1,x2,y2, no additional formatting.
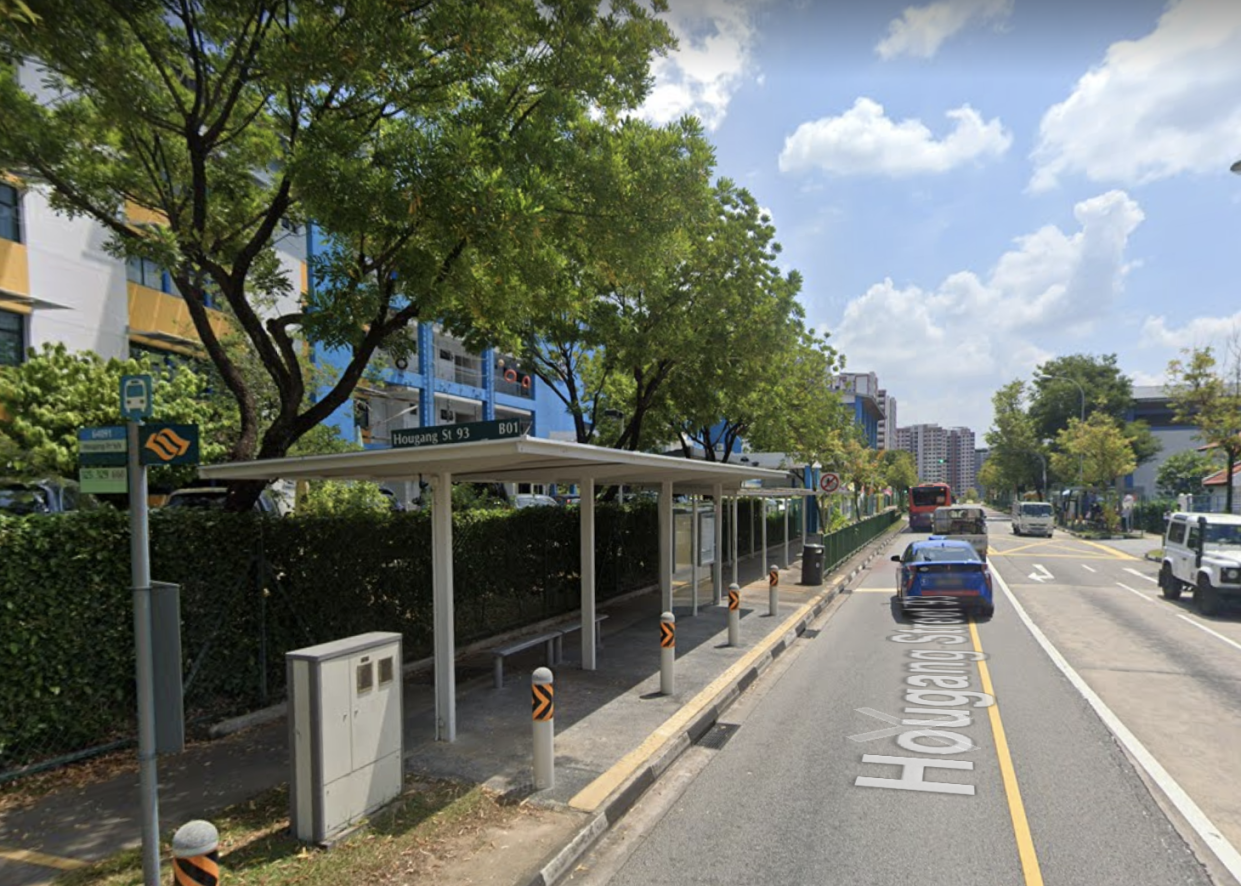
532,667,554,789
172,820,219,886
728,583,741,646
660,611,676,695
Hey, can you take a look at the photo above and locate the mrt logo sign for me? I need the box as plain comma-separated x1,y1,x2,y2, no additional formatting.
138,424,200,466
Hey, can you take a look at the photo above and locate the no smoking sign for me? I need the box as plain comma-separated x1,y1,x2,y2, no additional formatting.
819,472,841,493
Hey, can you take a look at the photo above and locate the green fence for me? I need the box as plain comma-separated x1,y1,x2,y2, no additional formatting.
822,508,901,572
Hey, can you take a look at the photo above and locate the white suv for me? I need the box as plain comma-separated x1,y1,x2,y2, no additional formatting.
1159,512,1241,616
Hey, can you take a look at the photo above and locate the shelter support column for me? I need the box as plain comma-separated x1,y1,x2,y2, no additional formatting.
432,472,456,742
580,476,597,670
731,496,739,587
660,480,674,612
712,483,724,606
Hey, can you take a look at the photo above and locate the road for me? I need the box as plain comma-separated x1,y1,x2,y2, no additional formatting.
569,517,1240,886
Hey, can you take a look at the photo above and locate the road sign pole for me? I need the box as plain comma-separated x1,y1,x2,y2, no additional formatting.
127,421,161,886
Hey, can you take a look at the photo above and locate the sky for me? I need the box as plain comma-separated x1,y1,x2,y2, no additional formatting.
631,0,1241,437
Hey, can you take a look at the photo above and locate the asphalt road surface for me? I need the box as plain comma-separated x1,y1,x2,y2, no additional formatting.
569,518,1237,886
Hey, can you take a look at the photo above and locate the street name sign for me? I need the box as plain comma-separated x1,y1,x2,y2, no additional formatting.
391,418,529,449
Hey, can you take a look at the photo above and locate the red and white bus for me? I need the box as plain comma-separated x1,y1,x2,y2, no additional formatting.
908,482,952,531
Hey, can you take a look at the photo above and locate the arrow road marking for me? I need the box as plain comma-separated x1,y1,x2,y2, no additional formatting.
1124,567,1158,584
1028,564,1053,583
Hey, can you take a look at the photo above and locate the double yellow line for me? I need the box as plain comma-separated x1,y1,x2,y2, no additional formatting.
970,619,1044,885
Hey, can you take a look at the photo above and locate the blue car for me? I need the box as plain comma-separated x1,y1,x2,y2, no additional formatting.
891,537,995,618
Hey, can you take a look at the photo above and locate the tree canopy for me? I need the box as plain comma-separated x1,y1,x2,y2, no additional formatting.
1166,341,1241,514
0,0,694,507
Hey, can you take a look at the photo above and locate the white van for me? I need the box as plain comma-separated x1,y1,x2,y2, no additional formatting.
931,505,989,561
1012,500,1054,537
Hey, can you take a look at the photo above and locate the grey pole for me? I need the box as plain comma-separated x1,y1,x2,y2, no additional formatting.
768,564,779,617
728,583,740,646
432,472,456,741
783,496,790,568
532,668,554,789
761,497,768,566
731,497,739,587
127,421,160,886
580,475,597,670
659,480,674,612
660,612,676,695
690,494,700,617
713,484,724,605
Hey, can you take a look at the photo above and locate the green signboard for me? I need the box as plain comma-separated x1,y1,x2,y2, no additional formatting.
391,418,529,449
80,466,128,494
79,425,128,467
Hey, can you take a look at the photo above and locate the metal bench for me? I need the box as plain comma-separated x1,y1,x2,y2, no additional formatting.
551,613,609,665
491,631,561,689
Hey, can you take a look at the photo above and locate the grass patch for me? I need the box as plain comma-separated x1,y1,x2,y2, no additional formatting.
55,776,510,886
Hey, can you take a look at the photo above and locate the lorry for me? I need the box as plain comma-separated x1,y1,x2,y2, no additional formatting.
931,504,989,561
1012,500,1054,537
1159,512,1241,616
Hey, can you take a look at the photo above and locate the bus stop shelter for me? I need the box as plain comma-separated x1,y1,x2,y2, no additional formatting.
199,436,789,741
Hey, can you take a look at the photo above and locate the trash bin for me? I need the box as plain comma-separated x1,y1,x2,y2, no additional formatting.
800,544,825,586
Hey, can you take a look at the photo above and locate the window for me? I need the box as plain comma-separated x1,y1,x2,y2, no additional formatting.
1168,521,1186,545
0,311,24,366
126,255,163,289
0,184,21,243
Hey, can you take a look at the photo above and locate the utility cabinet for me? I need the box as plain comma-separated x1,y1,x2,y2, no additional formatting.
287,632,403,844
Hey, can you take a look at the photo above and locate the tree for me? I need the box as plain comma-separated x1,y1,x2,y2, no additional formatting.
1051,412,1137,492
880,449,918,510
0,343,231,484
983,381,1043,495
1,0,679,508
1028,354,1158,471
1166,342,1241,514
1156,449,1220,498
830,431,883,521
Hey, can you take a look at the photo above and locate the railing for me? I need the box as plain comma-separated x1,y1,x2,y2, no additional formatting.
494,372,535,399
822,508,900,572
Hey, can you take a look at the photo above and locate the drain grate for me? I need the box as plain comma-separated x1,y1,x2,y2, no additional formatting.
801,628,821,639
697,722,740,751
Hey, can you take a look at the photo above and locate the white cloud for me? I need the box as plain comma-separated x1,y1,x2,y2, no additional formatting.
778,98,1011,176
640,0,765,131
1140,311,1241,350
876,0,1013,60
826,191,1144,430
1031,0,1241,191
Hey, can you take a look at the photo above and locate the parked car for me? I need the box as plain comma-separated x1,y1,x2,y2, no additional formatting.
0,477,98,517
891,537,994,618
1158,511,1241,616
513,493,560,509
163,485,285,515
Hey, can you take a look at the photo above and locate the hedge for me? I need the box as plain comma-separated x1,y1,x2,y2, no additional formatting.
0,502,658,775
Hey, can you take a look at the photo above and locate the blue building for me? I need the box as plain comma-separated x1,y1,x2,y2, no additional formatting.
833,371,885,448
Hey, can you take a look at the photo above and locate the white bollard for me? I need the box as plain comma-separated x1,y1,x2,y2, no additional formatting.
728,583,740,646
532,668,554,789
660,611,676,695
768,564,779,617
172,820,220,886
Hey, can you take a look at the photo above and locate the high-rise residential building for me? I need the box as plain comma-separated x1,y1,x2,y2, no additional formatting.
877,389,897,450
946,427,977,495
833,371,885,448
897,423,950,483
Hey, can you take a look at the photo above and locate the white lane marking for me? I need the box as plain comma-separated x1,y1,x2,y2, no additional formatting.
1081,565,1097,573
1116,582,1155,602
1028,564,1053,583
1176,614,1241,655
995,570,1241,881
1124,567,1158,584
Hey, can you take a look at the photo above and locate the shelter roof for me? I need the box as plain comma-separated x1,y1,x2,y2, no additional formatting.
199,435,791,495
